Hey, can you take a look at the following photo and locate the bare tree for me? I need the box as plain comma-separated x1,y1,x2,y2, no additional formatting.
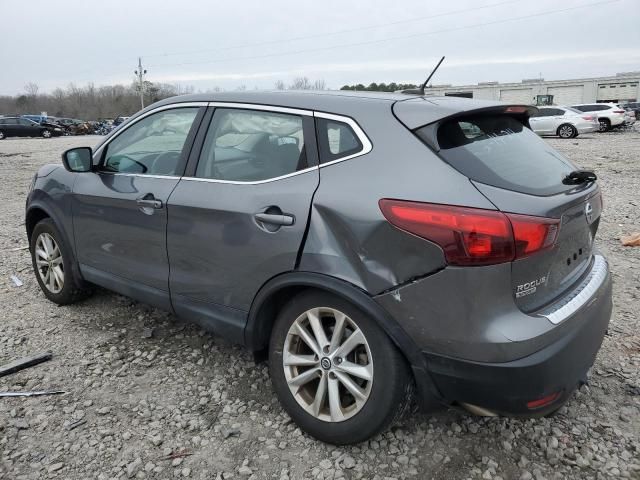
24,82,39,97
289,77,312,90
274,80,286,90
312,79,326,90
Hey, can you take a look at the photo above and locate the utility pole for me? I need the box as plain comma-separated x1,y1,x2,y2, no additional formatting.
134,57,147,109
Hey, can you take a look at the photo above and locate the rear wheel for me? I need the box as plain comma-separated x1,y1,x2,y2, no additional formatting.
42,129,52,138
30,218,91,305
269,291,412,444
557,124,577,139
0,130,5,139
598,118,610,132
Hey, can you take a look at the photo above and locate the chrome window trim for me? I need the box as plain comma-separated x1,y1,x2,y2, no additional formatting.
182,166,318,185
539,255,608,325
313,111,373,168
93,103,373,183
93,102,208,160
208,102,313,117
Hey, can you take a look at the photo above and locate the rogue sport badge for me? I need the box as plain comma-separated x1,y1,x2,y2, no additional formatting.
585,202,594,224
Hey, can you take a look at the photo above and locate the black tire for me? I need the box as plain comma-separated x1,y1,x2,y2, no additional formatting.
30,218,91,305
598,118,610,132
269,291,412,444
557,123,577,139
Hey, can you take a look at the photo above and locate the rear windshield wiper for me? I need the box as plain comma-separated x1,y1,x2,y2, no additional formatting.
562,170,597,185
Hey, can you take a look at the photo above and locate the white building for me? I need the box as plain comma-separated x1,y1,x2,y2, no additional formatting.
424,72,640,105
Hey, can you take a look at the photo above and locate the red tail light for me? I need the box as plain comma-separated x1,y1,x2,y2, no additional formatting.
582,115,594,120
613,110,625,114
379,199,559,266
526,391,561,409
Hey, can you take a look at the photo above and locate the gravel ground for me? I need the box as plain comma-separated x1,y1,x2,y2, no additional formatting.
0,131,638,480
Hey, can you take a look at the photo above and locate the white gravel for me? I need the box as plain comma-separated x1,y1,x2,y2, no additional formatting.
0,131,639,480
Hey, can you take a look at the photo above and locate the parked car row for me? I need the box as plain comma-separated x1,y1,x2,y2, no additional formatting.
529,102,636,139
0,114,133,139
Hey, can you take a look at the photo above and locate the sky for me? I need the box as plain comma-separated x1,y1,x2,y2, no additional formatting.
1,0,639,95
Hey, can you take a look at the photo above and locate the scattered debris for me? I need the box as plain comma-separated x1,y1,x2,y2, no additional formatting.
157,449,193,461
222,427,241,439
0,390,66,398
65,419,87,431
621,232,640,246
0,351,52,378
142,327,155,339
7,245,29,251
10,275,23,287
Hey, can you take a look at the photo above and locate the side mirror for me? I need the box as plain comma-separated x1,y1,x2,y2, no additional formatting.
62,147,93,172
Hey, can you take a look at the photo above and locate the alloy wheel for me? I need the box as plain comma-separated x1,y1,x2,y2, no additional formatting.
35,232,64,293
283,307,373,422
42,130,52,138
559,125,574,138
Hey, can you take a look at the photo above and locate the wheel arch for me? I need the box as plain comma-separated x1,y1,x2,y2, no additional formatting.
26,202,83,283
26,206,52,241
245,271,442,407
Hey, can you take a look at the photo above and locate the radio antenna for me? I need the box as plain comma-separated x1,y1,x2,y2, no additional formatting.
419,56,445,95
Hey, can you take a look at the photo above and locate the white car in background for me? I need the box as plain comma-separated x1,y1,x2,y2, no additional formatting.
570,103,627,132
529,106,599,138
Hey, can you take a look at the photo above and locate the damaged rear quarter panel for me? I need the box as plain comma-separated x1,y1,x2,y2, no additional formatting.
298,103,496,295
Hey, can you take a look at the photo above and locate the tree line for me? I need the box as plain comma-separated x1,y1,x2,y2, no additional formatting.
0,77,328,121
340,82,418,92
0,81,194,120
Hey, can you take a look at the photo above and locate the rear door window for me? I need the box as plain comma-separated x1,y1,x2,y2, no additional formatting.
417,115,575,196
195,108,307,182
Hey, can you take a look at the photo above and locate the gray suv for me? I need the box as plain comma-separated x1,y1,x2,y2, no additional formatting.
26,91,612,444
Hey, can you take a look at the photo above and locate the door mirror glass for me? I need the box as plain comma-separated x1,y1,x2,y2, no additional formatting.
62,147,93,172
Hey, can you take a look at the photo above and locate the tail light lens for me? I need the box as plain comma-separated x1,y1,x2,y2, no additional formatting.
379,199,559,266
613,110,625,114
582,115,594,120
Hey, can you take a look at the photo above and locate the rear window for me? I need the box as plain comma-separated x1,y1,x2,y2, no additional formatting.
417,115,575,196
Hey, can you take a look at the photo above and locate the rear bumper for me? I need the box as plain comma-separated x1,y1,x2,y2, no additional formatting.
423,267,612,414
577,123,599,134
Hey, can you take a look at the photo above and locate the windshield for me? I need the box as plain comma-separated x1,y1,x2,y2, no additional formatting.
417,114,576,196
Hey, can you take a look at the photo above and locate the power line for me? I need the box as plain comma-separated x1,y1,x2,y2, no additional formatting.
142,0,524,60
147,0,623,70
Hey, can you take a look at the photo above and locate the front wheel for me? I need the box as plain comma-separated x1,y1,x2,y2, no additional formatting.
42,129,52,138
0,130,5,140
557,124,577,139
269,291,412,444
30,218,91,305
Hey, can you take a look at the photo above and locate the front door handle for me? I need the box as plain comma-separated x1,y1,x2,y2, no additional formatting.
254,213,294,226
136,196,163,209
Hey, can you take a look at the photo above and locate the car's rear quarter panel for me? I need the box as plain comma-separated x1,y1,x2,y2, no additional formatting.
299,101,497,294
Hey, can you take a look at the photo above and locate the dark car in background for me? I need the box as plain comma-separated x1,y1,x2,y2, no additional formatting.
0,116,63,139
25,91,612,444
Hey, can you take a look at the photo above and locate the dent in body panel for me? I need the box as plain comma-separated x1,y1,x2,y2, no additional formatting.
299,104,495,295
299,202,445,293
374,262,607,363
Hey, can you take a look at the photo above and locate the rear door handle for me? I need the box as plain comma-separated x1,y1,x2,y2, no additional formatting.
254,213,294,226
136,196,163,209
